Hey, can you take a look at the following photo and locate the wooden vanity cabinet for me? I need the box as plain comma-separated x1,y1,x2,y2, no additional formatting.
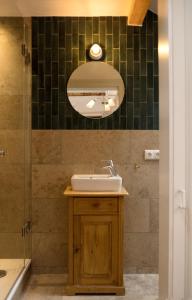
64,187,128,296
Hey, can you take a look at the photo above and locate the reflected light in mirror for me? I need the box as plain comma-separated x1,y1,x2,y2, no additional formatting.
86,99,96,109
108,98,115,107
104,103,111,111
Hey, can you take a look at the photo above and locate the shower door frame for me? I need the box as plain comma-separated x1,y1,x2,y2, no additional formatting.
159,0,192,299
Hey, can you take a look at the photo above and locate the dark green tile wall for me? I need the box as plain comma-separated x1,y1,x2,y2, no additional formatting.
32,12,158,129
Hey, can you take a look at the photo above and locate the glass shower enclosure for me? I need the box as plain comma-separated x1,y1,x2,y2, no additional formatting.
0,17,31,299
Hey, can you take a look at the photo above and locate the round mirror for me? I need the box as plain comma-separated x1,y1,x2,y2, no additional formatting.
67,62,125,119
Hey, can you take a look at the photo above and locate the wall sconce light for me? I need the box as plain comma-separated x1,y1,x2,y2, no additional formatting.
89,43,103,60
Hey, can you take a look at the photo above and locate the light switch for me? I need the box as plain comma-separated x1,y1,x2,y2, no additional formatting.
144,150,160,160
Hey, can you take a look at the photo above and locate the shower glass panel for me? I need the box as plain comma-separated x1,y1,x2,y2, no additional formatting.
0,17,31,299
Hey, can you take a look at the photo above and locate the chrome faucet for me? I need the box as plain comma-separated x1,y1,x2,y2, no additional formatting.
102,160,118,176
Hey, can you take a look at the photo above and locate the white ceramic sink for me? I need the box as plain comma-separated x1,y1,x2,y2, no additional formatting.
71,174,122,192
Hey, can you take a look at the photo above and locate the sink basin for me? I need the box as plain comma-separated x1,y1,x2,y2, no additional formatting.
71,174,122,192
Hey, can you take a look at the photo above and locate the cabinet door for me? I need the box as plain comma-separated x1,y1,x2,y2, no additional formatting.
74,215,118,285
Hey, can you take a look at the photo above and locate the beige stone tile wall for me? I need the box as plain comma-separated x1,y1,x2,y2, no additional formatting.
32,130,159,274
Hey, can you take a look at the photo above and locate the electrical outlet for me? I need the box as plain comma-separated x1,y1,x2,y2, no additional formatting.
144,150,160,160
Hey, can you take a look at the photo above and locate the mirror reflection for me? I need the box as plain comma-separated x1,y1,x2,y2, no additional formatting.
67,62,125,119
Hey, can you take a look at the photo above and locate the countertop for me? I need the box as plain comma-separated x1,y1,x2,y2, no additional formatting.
64,186,128,197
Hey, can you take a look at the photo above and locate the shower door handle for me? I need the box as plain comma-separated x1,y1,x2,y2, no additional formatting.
177,189,186,209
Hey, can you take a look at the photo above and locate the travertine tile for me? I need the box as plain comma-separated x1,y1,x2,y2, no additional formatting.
32,233,67,270
32,131,62,164
32,163,94,199
124,233,158,270
0,233,24,258
0,196,24,232
32,198,68,234
0,96,24,129
98,131,131,164
31,130,159,273
61,131,109,164
150,198,159,233
130,131,159,163
0,19,23,96
124,197,150,233
118,163,159,199
113,163,132,192
0,164,24,198
0,130,24,164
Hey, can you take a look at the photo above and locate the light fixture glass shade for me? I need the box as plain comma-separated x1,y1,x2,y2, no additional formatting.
86,99,96,109
89,43,103,60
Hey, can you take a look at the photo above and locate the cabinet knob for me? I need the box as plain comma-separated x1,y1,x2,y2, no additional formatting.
92,202,100,207
74,247,80,254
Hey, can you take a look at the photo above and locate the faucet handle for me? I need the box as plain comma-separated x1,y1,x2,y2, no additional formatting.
102,160,114,167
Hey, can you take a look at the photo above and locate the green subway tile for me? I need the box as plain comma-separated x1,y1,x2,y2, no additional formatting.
113,49,119,71
86,17,92,35
140,76,147,101
66,61,72,79
79,35,85,61
106,35,112,61
127,26,133,48
140,34,146,48
127,76,133,102
154,76,159,102
65,35,72,61
120,17,127,34
32,13,158,130
147,34,153,61
120,62,126,84
113,19,120,48
93,34,100,44
100,21,106,47
134,88,140,102
134,34,140,61
127,49,133,75
140,49,147,75
86,34,92,47
120,34,127,61
147,116,154,129
66,17,72,34
107,17,112,34
134,62,140,76
72,21,78,48
147,62,153,88
93,17,99,34
72,48,78,69
59,49,65,75
79,17,85,34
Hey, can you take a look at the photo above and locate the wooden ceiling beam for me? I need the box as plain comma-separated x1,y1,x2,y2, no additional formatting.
127,0,151,26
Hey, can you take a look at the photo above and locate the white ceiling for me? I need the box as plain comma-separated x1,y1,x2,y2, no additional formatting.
0,0,157,16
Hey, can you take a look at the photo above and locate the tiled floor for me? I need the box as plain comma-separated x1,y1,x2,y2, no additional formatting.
21,274,159,300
